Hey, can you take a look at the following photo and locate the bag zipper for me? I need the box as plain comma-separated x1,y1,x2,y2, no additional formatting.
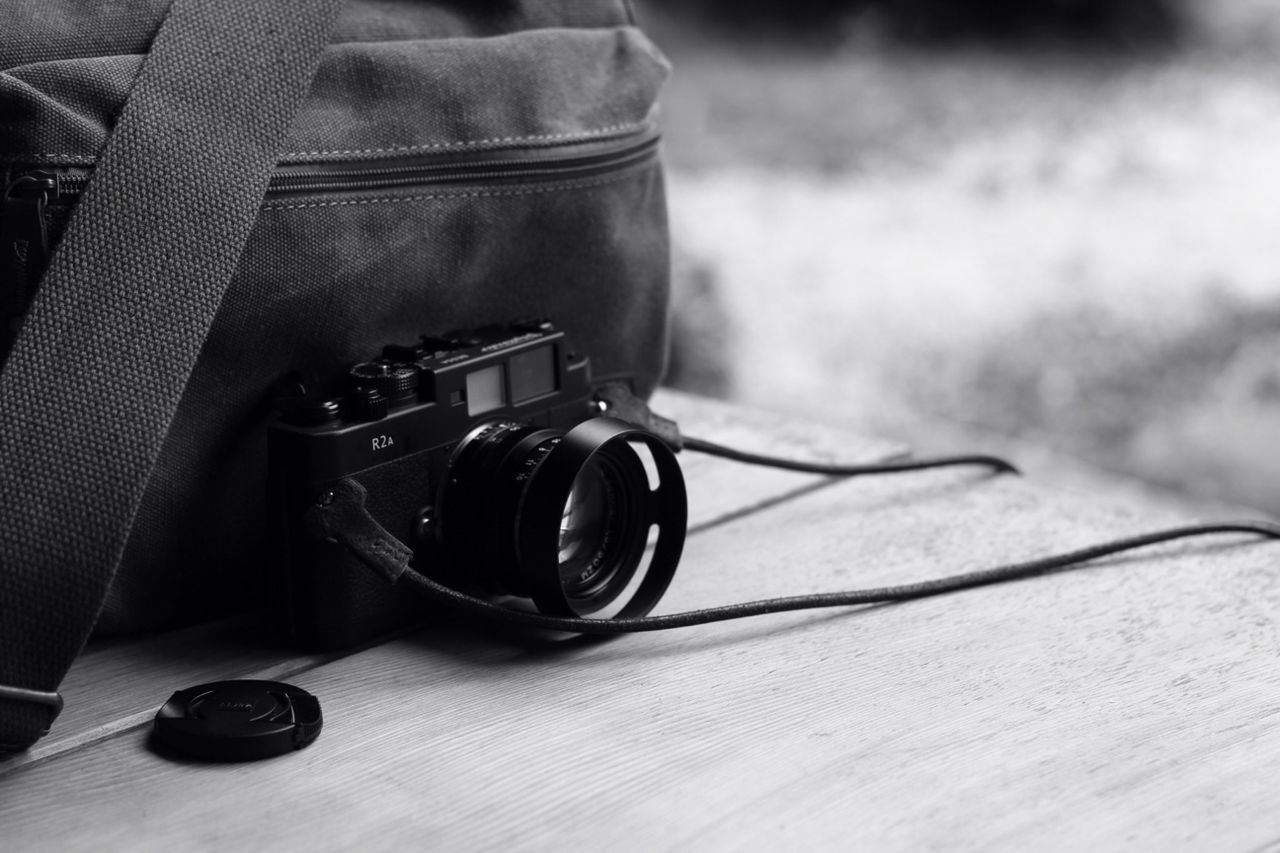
4,131,659,203
268,132,659,195
0,131,659,351
0,174,55,356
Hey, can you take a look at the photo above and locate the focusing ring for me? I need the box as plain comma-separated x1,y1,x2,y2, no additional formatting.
440,421,561,596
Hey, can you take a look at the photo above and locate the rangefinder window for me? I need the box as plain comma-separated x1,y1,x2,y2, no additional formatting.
466,364,505,415
509,345,557,404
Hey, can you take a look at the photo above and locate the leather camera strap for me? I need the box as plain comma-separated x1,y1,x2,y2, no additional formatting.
0,0,346,753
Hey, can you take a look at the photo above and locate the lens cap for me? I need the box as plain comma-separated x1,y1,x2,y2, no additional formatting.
152,680,322,762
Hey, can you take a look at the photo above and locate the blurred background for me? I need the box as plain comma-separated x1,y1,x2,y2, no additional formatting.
646,0,1280,517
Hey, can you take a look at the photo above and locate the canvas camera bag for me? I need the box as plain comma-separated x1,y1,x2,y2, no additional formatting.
0,0,672,752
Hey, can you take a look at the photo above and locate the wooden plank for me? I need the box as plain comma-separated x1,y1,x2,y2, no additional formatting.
5,394,1280,849
0,390,900,774
656,389,908,527
1,615,341,773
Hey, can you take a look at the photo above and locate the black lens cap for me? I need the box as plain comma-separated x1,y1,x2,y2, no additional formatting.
152,680,322,762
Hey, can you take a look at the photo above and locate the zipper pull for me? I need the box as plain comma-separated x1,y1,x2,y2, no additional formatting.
1,173,55,357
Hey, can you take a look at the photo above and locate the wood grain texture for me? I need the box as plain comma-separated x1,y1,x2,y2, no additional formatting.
0,390,898,775
0,614,376,774
5,391,1280,851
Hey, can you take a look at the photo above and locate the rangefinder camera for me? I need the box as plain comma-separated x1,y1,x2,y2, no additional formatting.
268,320,687,649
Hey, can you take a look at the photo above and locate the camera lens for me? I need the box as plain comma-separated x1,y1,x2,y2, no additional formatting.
438,418,686,619
554,449,651,607
558,461,617,596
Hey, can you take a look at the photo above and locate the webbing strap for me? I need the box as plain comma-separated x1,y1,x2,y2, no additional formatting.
0,0,346,753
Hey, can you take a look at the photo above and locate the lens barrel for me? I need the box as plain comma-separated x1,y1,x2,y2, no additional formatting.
438,417,686,619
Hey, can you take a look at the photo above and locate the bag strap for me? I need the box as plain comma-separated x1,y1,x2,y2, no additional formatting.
0,0,346,753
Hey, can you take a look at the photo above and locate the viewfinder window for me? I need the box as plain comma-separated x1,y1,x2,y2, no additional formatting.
466,365,505,415
509,346,557,404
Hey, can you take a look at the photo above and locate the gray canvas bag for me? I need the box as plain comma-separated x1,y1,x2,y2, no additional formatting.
0,0,671,752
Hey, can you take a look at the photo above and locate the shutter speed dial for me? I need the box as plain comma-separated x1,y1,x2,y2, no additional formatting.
348,360,418,414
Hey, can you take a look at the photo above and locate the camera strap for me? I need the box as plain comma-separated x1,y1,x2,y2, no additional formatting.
392,518,1280,631
307,448,1280,635
0,0,346,753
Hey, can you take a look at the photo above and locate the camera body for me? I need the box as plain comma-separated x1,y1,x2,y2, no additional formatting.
269,320,685,650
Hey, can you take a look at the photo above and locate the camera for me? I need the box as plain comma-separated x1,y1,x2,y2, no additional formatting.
268,320,687,649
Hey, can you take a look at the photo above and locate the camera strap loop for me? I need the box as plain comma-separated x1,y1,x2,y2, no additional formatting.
305,479,414,585
594,381,684,449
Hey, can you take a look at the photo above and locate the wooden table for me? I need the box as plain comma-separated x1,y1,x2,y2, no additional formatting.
5,391,1280,850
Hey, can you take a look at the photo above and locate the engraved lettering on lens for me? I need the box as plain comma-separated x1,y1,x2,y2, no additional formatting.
558,461,619,596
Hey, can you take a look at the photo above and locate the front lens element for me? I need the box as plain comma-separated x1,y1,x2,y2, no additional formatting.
558,461,617,596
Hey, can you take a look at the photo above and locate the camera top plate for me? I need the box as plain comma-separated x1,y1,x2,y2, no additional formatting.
269,320,597,482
